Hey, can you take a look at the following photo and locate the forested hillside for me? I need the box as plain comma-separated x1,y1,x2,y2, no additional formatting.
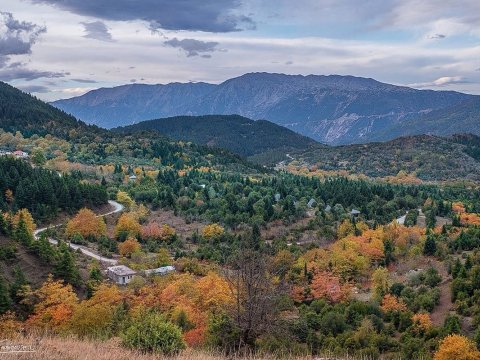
0,81,102,139
1,81,480,360
0,157,108,221
267,135,480,182
116,115,317,157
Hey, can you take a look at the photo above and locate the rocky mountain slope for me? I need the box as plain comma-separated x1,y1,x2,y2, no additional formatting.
52,73,477,144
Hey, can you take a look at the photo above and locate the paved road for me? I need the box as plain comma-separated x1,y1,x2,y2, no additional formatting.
33,200,124,265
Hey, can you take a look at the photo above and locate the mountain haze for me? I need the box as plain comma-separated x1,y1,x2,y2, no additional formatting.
52,73,477,144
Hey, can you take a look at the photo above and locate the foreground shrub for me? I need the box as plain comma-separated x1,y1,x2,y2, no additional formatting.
121,311,185,355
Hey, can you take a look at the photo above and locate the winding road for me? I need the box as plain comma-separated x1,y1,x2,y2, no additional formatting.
33,200,124,265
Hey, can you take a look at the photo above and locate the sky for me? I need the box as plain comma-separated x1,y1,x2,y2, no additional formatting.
0,0,479,101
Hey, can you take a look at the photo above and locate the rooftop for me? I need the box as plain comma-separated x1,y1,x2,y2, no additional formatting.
107,265,136,276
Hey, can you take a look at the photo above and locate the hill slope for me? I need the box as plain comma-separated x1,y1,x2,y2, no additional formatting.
0,81,102,138
115,115,317,157
373,98,480,141
51,73,476,144
277,134,480,182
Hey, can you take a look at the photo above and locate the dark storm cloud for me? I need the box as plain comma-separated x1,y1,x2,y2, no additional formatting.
0,62,67,81
29,0,255,32
0,12,67,81
0,11,46,62
80,21,114,42
164,38,220,57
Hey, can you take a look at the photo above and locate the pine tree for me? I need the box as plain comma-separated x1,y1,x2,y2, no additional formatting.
9,266,28,303
14,217,33,246
0,276,12,314
55,247,80,286
423,232,437,256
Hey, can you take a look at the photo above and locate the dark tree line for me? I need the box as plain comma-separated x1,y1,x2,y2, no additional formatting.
0,157,108,221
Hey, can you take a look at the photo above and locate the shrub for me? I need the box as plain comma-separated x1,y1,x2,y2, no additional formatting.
122,311,185,355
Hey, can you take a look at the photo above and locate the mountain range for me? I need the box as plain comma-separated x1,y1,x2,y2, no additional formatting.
52,72,479,145
1,80,480,181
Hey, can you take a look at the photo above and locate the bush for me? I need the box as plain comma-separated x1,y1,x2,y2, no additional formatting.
122,311,185,355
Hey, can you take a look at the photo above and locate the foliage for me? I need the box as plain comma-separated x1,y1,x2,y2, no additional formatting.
433,334,480,360
121,311,185,355
66,208,107,240
26,276,78,331
118,237,141,257
115,213,141,240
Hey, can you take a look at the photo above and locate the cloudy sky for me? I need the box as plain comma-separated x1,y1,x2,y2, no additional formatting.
1,0,480,101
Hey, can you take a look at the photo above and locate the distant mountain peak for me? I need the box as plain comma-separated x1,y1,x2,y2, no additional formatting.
51,72,478,144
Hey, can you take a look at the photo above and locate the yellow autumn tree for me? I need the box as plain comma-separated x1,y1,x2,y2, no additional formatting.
434,334,480,360
12,208,36,234
202,223,224,240
115,213,141,239
116,191,135,210
69,284,123,337
66,208,106,240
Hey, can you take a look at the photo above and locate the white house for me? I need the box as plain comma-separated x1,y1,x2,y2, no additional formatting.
107,265,136,285
144,265,175,277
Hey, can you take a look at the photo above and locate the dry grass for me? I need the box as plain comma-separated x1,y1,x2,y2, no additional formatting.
0,335,391,360
0,336,308,360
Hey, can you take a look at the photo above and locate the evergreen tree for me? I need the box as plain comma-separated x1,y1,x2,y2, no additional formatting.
14,217,33,246
0,276,12,314
423,232,437,256
55,246,80,286
9,266,28,303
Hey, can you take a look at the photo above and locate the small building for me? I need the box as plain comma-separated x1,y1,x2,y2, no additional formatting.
128,174,137,181
144,265,175,277
350,209,361,217
13,150,28,159
107,265,136,285
274,193,281,202
324,205,332,212
307,198,317,208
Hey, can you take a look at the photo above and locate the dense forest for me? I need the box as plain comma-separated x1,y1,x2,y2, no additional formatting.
116,114,317,157
0,157,108,221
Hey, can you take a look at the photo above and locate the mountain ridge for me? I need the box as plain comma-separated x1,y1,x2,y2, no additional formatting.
51,72,478,144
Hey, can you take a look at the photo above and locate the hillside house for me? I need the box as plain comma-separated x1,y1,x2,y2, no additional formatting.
107,265,136,285
13,150,28,159
144,265,175,277
307,198,317,208
350,209,361,217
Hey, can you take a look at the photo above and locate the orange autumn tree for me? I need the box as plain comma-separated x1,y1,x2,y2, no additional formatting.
411,313,432,334
66,208,106,240
118,237,141,257
115,213,141,239
380,294,407,313
292,271,351,303
26,276,78,332
141,222,176,242
130,272,233,347
434,334,480,360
